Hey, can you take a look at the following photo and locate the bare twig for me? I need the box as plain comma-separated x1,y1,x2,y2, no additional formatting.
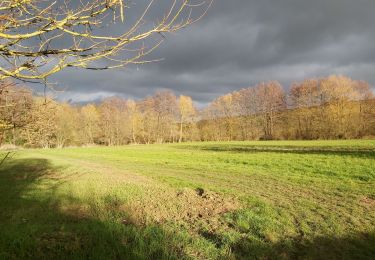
0,0,212,82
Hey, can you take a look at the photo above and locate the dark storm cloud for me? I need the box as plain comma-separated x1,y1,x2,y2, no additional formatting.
49,0,375,104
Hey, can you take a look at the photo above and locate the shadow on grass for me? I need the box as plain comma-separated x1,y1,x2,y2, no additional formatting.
0,158,374,259
178,144,375,159
230,232,375,260
0,158,185,259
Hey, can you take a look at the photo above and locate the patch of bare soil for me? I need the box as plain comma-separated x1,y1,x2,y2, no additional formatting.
38,231,83,252
121,187,240,231
60,204,91,220
360,196,375,209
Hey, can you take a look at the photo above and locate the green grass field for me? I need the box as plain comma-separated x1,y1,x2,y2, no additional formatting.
1,140,374,259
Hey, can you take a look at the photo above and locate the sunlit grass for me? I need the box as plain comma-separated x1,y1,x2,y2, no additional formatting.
0,140,374,259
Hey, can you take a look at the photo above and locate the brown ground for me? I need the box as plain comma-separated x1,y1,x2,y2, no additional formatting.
360,196,375,209
121,187,240,232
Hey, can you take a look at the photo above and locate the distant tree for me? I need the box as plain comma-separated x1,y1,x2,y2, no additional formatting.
355,81,375,136
55,103,79,148
1,75,374,147
23,98,58,148
80,104,100,145
217,94,237,140
153,91,178,143
137,97,158,144
99,97,129,146
126,99,140,144
289,79,321,139
0,81,33,145
178,95,195,142
319,75,373,138
254,81,286,140
232,88,261,140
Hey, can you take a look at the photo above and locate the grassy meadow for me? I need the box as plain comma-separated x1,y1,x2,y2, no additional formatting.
0,140,374,259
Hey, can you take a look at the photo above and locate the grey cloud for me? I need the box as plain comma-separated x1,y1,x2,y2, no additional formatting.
47,0,375,104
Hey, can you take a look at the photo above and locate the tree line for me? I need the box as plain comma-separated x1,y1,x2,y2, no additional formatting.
0,75,374,148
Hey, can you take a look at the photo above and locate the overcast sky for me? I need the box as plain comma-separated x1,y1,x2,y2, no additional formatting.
44,0,375,105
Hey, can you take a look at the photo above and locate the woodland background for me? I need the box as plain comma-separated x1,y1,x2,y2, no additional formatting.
1,75,374,148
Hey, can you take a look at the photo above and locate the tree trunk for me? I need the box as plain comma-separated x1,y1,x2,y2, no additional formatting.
179,119,183,143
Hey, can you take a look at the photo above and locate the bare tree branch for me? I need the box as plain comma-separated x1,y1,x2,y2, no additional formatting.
0,0,212,82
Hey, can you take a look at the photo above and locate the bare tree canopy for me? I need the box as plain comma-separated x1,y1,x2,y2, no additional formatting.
0,0,211,82
1,74,374,148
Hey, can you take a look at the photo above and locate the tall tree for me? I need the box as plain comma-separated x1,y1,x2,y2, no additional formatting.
255,81,286,140
80,104,100,145
153,91,178,143
55,103,79,148
127,99,140,144
0,81,33,145
289,79,321,139
23,98,58,148
232,88,260,140
178,95,195,142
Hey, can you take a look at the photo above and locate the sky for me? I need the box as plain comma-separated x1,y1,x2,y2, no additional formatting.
45,0,375,106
